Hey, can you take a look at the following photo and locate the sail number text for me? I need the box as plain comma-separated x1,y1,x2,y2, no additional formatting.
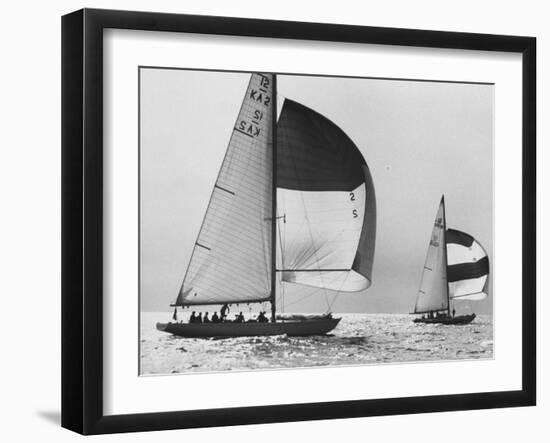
350,192,358,218
236,76,271,139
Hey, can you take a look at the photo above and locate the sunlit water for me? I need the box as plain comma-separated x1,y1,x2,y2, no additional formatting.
140,312,493,375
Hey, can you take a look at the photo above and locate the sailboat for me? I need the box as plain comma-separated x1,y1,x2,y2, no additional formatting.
156,73,376,338
412,196,489,325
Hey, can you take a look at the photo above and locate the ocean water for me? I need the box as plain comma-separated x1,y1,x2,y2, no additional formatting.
140,312,493,375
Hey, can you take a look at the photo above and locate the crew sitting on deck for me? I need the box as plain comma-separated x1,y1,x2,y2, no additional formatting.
203,312,210,323
197,312,203,323
257,311,268,323
234,312,245,323
211,312,220,323
189,311,197,323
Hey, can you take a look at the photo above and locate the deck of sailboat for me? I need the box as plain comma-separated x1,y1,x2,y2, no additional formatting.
156,316,341,338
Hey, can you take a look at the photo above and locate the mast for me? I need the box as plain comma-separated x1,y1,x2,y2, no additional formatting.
441,194,451,316
270,75,278,322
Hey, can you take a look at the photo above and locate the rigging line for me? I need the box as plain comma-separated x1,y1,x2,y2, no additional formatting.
320,208,363,311
329,269,351,312
277,209,286,272
288,146,337,303
282,209,332,269
291,191,327,269
277,189,287,267
277,214,286,312
283,286,322,308
297,188,330,303
292,237,322,270
278,276,286,313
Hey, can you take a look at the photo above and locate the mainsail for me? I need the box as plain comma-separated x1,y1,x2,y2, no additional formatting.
447,229,489,301
176,74,274,306
414,198,449,314
276,99,376,292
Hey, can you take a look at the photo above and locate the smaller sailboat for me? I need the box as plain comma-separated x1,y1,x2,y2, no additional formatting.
412,196,489,325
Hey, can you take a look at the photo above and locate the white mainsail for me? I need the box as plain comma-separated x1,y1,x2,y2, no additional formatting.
176,74,274,306
414,198,449,314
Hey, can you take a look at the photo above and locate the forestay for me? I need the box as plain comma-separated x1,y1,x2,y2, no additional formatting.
276,99,376,292
176,74,274,306
414,199,449,313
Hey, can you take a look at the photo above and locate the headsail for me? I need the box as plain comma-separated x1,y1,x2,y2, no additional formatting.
446,229,489,301
414,198,449,314
276,99,376,292
176,74,274,306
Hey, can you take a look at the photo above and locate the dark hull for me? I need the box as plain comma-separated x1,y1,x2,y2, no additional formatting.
156,317,341,338
413,314,476,325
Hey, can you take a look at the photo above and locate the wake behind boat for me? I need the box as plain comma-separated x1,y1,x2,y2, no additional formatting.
156,73,376,339
411,196,489,325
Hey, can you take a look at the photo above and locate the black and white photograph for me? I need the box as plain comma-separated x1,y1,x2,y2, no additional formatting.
0,0,544,439
139,68,493,375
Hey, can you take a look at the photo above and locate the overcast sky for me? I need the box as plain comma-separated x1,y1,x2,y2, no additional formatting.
140,68,493,314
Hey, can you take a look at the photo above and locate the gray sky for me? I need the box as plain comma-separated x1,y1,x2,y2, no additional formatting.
140,68,493,314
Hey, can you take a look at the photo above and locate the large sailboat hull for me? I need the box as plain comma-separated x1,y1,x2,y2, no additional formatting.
156,317,341,338
413,314,476,325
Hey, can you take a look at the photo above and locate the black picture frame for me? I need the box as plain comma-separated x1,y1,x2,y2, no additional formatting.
62,8,536,435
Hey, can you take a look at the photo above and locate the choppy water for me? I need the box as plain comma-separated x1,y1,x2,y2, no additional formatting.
140,312,493,375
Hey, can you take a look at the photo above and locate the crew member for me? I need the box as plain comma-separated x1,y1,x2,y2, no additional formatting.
220,303,230,321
